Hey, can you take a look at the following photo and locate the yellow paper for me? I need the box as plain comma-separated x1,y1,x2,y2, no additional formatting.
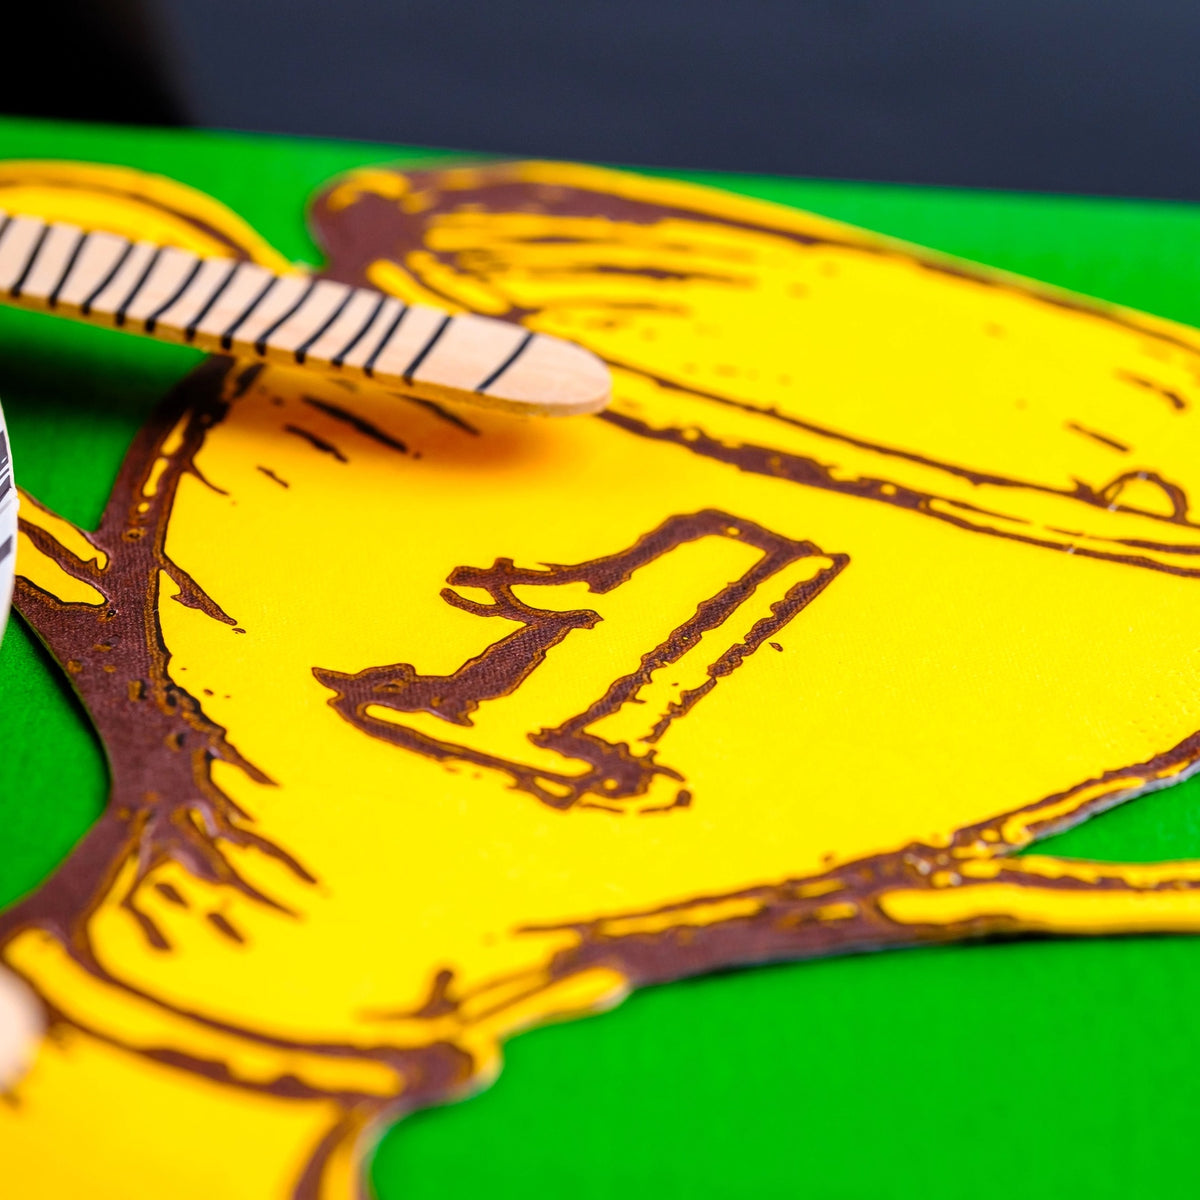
4,159,1200,1198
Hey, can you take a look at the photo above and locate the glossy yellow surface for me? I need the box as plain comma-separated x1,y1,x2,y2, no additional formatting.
7,161,1200,1198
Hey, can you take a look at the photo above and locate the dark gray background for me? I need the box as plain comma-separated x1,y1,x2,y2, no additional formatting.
7,0,1200,199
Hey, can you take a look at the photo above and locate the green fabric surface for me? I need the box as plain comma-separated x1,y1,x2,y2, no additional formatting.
3,115,1200,1198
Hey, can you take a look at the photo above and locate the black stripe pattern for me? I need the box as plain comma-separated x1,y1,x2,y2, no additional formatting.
47,229,88,309
253,278,318,356
476,330,534,393
363,303,409,378
184,261,240,343
294,287,354,365
221,274,278,351
0,211,608,416
81,239,135,317
9,223,52,300
144,257,204,334
114,247,164,328
331,292,386,368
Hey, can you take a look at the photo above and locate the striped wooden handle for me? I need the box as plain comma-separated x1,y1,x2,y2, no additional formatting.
0,212,611,417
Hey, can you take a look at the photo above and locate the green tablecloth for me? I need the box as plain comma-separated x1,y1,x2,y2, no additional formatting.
3,114,1200,1198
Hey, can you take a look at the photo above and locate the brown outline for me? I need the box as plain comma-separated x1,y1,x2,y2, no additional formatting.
315,510,846,811
311,164,1200,577
8,164,1200,1195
